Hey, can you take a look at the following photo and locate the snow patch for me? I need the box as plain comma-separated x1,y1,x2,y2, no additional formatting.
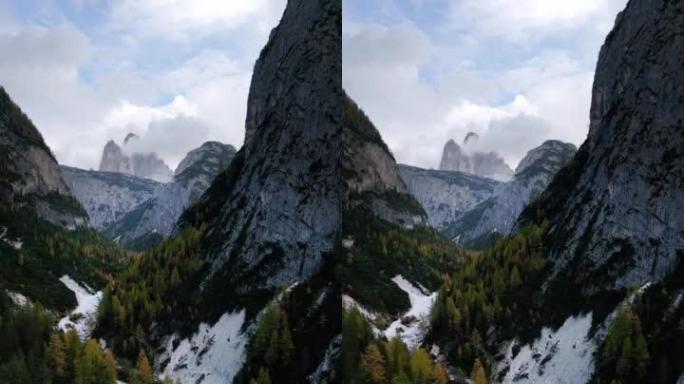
0,226,22,249
308,334,341,384
160,310,247,384
58,275,102,340
383,275,437,350
497,313,596,384
6,291,28,306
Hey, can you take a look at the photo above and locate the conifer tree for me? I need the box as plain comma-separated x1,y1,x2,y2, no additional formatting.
361,344,386,384
471,357,488,384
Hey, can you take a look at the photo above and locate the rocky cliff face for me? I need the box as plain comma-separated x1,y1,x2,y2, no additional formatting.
174,141,237,202
398,165,499,230
344,96,427,228
180,0,343,293
64,141,235,247
0,87,87,228
98,135,173,183
439,133,514,181
521,0,684,292
61,166,160,229
444,140,576,248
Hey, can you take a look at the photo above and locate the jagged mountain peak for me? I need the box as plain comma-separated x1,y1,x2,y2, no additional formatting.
98,136,173,183
439,136,513,181
514,140,577,187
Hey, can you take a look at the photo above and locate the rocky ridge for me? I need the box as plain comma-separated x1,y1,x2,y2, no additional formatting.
446,140,576,248
520,0,684,292
63,141,236,247
439,133,514,181
0,87,87,228
99,135,173,183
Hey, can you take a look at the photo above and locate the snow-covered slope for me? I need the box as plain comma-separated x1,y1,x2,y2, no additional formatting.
496,314,596,384
57,275,103,340
159,311,248,384
383,276,437,350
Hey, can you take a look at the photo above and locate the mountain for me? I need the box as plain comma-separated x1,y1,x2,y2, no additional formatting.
96,2,343,383
173,141,237,202
398,164,500,230
497,0,684,381
520,0,684,294
439,133,514,181
344,96,427,228
444,140,576,249
0,86,126,309
63,141,236,249
0,87,87,228
99,134,173,182
60,166,160,229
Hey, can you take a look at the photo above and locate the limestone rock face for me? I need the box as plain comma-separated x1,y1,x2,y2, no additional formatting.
174,141,237,202
60,166,160,230
439,134,513,181
343,96,427,228
98,136,173,183
520,0,684,291
446,140,576,248
398,165,499,231
0,87,87,228
181,0,343,291
63,141,235,247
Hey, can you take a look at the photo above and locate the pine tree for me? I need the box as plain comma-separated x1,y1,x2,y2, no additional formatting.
433,362,449,384
133,350,153,384
48,333,66,377
251,367,271,384
279,321,295,364
360,344,386,384
409,348,432,384
471,358,488,384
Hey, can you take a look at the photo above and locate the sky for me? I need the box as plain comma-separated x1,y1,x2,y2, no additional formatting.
343,0,629,169
0,0,285,169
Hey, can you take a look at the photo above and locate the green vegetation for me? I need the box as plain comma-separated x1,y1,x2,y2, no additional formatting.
235,260,341,384
0,291,119,384
598,308,650,382
429,226,546,373
96,227,206,358
342,307,448,384
0,202,129,311
339,204,465,315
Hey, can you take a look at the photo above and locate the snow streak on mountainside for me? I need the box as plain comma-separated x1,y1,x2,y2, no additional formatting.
57,275,103,341
159,311,248,384
383,276,436,350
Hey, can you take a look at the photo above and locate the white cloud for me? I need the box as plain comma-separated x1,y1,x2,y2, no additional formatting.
109,0,286,41
0,1,285,170
450,0,626,41
343,0,627,170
